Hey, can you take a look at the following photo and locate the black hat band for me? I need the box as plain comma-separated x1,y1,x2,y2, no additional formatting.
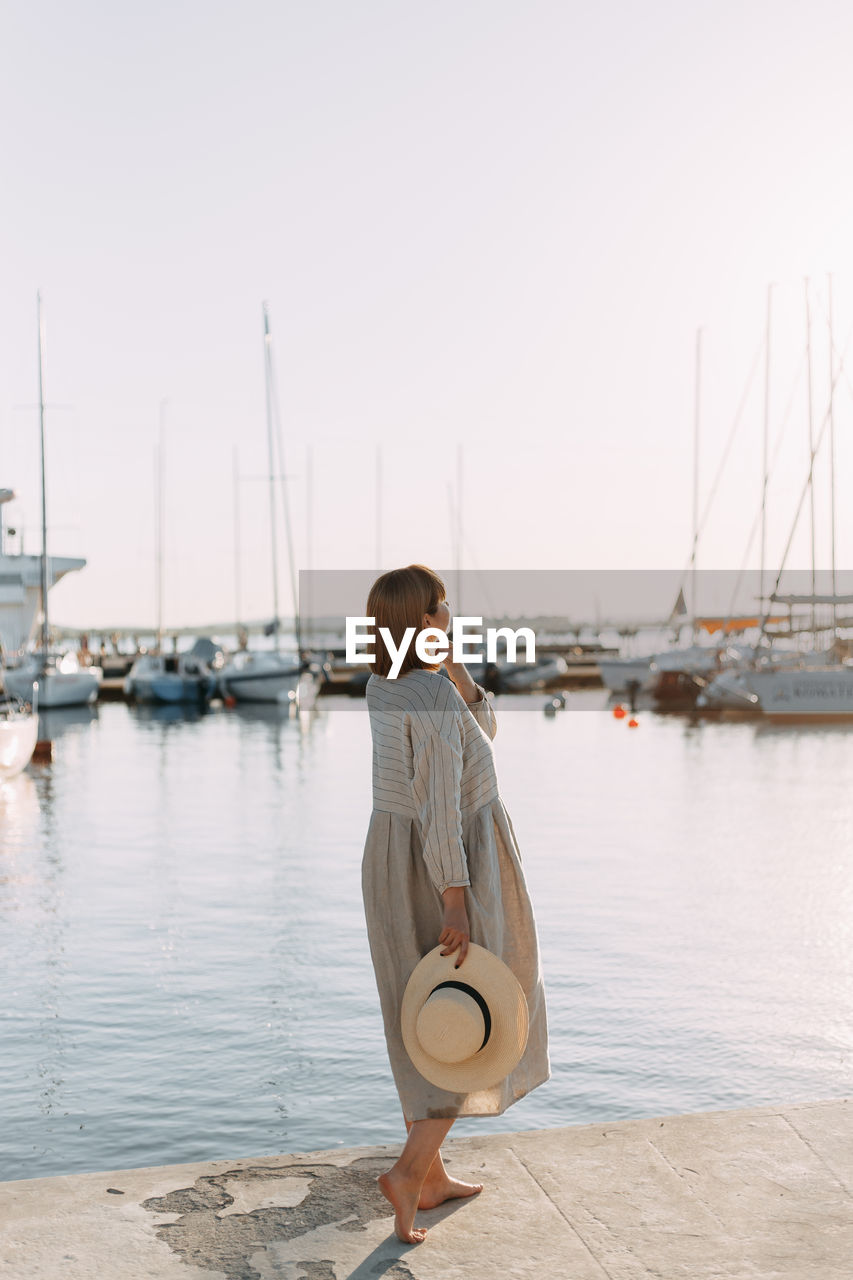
429,980,492,1053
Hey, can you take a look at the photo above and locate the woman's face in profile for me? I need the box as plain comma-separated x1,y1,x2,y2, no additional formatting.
424,598,452,634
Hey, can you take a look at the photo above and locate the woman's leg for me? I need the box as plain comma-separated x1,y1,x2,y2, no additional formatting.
403,1119,484,1211
378,1118,457,1243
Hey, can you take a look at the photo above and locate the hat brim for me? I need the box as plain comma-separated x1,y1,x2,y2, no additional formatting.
401,943,529,1093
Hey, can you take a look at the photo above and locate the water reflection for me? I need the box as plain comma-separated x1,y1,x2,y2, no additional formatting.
0,769,40,847
226,699,324,780
37,704,99,739
6,698,853,1181
128,702,207,726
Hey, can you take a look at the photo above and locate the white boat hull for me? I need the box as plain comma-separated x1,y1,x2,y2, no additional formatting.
750,668,853,720
2,666,101,708
0,709,38,777
219,653,302,704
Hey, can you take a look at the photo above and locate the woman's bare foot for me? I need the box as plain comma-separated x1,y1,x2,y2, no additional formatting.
418,1175,484,1211
377,1169,428,1244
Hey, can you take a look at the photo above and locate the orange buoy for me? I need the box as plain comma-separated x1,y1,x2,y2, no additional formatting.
613,705,626,719
627,717,639,728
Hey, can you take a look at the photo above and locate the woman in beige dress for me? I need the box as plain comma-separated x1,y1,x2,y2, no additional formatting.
362,564,550,1243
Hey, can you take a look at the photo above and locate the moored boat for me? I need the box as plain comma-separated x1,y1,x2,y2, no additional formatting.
748,665,853,721
218,649,302,704
125,639,221,704
0,688,38,778
3,654,101,708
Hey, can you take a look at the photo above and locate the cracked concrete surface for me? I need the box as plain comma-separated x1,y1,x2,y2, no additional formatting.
0,1099,851,1279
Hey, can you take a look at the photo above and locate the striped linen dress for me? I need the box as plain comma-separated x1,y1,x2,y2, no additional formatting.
361,667,549,1121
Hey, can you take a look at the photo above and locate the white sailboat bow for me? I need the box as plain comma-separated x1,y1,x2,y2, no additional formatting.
0,687,38,778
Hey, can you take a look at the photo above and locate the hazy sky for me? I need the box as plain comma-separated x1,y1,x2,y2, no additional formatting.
4,0,853,629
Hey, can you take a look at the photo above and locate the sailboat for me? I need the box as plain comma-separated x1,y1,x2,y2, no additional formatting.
2,295,101,709
219,304,303,704
732,278,853,722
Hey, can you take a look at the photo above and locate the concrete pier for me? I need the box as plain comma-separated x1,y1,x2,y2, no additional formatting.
1,1097,850,1279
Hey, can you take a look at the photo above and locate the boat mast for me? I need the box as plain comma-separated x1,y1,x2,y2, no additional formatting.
691,327,702,642
760,285,772,624
305,443,313,650
263,302,281,654
375,443,382,567
828,273,838,640
266,305,302,655
456,443,463,618
804,278,816,639
37,291,49,661
233,445,242,634
156,399,166,654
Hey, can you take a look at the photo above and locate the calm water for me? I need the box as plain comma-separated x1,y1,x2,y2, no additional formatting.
2,692,852,1182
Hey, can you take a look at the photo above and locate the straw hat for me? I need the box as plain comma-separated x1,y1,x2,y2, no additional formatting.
401,943,529,1092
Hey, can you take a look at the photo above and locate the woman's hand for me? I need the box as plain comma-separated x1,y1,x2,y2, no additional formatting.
439,886,470,968
442,657,480,704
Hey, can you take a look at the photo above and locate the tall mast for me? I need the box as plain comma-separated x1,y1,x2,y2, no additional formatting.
691,327,702,640
760,285,772,615
263,302,281,652
37,291,49,660
375,443,382,567
456,443,463,617
804,278,816,637
305,443,313,650
268,305,302,655
156,399,166,653
828,273,837,639
232,445,242,632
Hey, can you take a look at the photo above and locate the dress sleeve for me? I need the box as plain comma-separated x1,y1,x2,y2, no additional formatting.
465,684,497,741
411,714,470,894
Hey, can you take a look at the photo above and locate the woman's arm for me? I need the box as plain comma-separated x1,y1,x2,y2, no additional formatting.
410,705,472,968
443,658,497,740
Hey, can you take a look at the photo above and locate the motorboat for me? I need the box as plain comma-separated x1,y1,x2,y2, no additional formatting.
125,638,222,704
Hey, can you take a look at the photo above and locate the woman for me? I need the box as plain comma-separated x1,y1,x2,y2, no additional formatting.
362,564,549,1244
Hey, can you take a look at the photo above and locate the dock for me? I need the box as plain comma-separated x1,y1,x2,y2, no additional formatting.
1,1097,849,1278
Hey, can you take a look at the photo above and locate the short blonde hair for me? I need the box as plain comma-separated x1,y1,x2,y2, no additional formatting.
366,564,447,678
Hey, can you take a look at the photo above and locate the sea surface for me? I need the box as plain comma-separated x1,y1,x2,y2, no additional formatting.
2,690,852,1182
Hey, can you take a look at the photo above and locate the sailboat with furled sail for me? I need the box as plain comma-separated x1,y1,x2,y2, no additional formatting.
2,294,101,709
722,276,853,721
